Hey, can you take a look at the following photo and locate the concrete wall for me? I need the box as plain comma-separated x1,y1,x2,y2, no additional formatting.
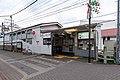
32,27,52,55
40,26,60,30
75,49,94,57
31,25,61,55
4,34,10,42
101,21,116,30
3,23,61,55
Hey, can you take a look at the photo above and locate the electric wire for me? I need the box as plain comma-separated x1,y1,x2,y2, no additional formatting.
12,0,38,16
15,0,83,19
14,0,52,19
24,0,88,20
15,0,73,22
15,0,88,23
14,0,71,19
62,12,117,24
16,11,117,25
0,0,38,17
7,0,23,13
0,0,116,26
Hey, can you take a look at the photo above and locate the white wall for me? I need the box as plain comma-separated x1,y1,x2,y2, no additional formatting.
101,21,116,30
100,21,116,49
5,34,10,42
0,38,3,45
39,31,52,55
40,26,60,30
32,27,41,54
31,26,56,55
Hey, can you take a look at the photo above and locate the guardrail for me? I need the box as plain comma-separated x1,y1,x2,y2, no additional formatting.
97,47,115,64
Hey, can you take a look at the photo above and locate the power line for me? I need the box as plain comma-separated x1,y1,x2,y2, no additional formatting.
14,0,52,19
25,0,88,21
1,0,116,27
17,0,83,19
14,0,70,20
12,0,38,16
0,0,34,17
15,0,88,23
62,12,117,24
29,1,86,20
0,15,10,17
15,3,117,26
13,0,35,12
16,11,117,26
15,0,73,22
0,0,38,17
7,0,23,13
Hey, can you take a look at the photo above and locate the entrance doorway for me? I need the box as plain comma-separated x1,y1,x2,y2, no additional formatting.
52,33,74,56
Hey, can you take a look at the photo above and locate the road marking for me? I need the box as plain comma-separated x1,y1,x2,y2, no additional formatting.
6,55,37,62
0,58,28,79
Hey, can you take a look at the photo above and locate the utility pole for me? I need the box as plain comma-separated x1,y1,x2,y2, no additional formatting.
2,22,4,50
88,0,91,63
0,0,37,52
10,15,13,51
116,0,120,64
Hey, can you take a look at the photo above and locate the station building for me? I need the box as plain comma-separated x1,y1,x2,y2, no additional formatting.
3,22,102,58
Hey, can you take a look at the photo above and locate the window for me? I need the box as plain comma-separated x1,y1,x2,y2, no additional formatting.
78,32,94,39
77,32,94,50
43,38,51,45
107,37,110,40
103,37,106,44
27,39,32,44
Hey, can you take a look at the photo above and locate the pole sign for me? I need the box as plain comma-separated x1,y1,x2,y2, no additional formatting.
116,0,120,64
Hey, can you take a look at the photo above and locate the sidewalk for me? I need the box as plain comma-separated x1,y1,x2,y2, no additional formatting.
0,50,119,80
0,50,68,80
29,61,120,80
0,59,23,80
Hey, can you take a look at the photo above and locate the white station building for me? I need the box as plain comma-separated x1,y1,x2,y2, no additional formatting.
3,22,102,58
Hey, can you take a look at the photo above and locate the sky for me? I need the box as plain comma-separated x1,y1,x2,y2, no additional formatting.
0,0,117,29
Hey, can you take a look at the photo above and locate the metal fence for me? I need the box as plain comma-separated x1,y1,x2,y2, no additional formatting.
3,42,23,52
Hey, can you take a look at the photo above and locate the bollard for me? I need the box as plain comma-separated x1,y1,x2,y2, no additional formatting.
96,46,98,61
104,47,107,64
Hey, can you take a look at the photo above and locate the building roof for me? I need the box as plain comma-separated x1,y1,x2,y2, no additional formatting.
41,23,98,33
19,22,62,31
5,22,63,34
101,28,116,37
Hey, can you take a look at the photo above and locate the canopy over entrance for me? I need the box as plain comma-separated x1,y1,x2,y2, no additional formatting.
41,23,98,33
41,23,99,58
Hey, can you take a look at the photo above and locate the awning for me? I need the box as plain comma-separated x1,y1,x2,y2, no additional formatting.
41,23,98,33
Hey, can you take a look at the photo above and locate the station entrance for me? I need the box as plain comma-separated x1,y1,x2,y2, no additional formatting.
50,23,98,59
52,33,74,56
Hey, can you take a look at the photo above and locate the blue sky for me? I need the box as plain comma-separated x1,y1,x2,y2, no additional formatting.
0,0,117,28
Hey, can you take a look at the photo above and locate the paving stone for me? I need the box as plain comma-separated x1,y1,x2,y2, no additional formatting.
11,62,38,75
34,57,61,65
2,50,120,80
7,55,37,63
0,60,23,80
24,59,51,68
0,54,11,60
0,72,7,80
28,61,120,80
